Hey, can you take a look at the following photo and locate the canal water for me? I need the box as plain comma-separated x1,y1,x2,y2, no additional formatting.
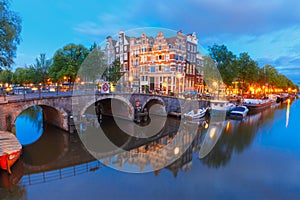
1,98,300,199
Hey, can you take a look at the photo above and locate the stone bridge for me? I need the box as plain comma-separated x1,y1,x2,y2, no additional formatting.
0,92,209,132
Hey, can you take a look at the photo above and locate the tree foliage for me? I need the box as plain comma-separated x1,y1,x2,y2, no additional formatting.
32,53,52,84
207,44,298,93
0,69,13,83
78,46,107,82
208,44,237,86
0,0,22,68
103,59,122,83
49,44,89,83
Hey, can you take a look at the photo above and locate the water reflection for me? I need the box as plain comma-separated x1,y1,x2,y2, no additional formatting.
15,106,43,146
1,99,298,197
286,99,291,128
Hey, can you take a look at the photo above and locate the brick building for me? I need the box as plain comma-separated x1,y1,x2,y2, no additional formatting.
104,30,204,94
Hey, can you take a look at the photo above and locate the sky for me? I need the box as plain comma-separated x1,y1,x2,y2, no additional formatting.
10,0,300,84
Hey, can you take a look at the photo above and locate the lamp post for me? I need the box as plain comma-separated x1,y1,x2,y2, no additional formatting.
129,75,133,92
176,72,183,95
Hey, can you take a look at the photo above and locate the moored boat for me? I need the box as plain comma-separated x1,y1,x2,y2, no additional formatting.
0,131,22,174
210,99,236,115
184,107,209,119
243,98,272,113
229,106,249,119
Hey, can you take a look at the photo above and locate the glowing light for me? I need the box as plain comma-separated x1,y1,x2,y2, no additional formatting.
176,72,183,79
204,122,209,129
286,99,290,128
209,127,216,139
174,147,180,155
129,76,133,82
212,81,217,88
226,121,231,132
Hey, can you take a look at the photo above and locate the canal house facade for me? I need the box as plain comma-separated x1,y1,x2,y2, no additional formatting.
104,30,205,95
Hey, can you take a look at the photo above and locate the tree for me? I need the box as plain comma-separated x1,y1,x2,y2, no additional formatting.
0,0,22,68
236,52,259,93
0,69,13,83
202,56,223,92
103,59,122,83
12,67,27,84
32,53,52,84
78,45,107,82
208,44,237,86
49,44,89,83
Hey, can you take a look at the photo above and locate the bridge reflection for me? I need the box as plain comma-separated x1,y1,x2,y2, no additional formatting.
0,103,281,190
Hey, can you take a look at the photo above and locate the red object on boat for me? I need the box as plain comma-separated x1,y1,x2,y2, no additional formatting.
0,131,22,174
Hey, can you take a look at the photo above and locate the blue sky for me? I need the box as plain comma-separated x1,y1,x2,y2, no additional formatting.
11,0,300,84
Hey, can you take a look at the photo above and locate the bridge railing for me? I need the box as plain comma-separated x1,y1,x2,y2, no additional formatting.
20,160,101,186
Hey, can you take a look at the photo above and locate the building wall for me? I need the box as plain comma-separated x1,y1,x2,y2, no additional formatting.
104,30,204,94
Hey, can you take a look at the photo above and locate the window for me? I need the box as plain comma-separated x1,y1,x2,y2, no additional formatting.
124,46,127,51
159,65,162,71
159,39,162,43
135,59,139,67
179,45,182,50
166,55,169,60
165,66,170,72
158,46,162,50
175,55,178,60
169,44,172,48
151,66,156,72
159,55,162,60
142,40,145,44
151,56,155,62
116,47,119,52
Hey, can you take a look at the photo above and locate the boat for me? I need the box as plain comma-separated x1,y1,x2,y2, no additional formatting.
168,111,181,118
0,131,22,174
184,107,209,119
242,98,272,113
210,99,236,115
229,106,249,119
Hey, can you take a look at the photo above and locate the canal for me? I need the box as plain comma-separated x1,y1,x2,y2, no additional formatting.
1,98,300,199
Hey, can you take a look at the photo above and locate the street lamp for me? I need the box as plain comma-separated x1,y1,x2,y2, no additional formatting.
176,72,183,94
129,75,133,92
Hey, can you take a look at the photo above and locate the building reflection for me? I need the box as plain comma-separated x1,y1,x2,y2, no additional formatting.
0,100,291,193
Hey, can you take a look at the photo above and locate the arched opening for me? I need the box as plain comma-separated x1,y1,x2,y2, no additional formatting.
80,98,133,152
143,99,166,116
15,105,68,166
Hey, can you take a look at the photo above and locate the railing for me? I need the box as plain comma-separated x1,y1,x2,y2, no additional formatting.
20,160,101,186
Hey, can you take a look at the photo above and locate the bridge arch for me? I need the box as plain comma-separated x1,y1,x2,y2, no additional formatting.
142,96,167,116
14,103,69,132
80,95,135,120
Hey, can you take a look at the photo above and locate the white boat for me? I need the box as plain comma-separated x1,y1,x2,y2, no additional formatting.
210,100,236,115
184,107,209,119
229,106,249,118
